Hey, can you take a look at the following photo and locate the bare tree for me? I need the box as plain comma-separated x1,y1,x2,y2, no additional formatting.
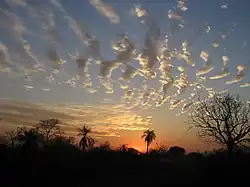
188,93,250,155
38,118,62,143
155,143,168,153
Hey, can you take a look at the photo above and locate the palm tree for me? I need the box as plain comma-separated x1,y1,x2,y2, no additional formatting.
141,129,156,154
77,126,94,151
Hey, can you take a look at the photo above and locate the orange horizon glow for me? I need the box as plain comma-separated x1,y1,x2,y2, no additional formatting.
128,144,146,152
0,100,217,153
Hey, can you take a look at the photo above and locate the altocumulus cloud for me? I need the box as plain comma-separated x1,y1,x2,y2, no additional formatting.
0,99,151,139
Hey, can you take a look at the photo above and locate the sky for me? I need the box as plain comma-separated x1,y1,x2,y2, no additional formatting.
0,0,250,152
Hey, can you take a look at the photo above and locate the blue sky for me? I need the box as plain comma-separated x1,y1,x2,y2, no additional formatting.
0,0,250,151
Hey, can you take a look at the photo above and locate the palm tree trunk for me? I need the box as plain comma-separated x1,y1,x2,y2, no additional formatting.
146,142,149,154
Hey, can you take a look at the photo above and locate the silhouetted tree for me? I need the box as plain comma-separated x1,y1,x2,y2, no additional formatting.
38,118,62,143
77,125,94,151
142,129,156,154
168,146,186,157
155,143,168,153
5,130,18,148
16,127,43,149
149,143,168,155
119,144,128,152
189,93,250,155
99,141,111,151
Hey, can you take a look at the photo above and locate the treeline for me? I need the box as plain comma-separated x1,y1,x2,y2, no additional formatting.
1,118,250,186
1,118,186,155
2,93,250,186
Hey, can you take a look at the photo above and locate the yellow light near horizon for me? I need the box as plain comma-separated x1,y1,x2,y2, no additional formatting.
130,145,145,152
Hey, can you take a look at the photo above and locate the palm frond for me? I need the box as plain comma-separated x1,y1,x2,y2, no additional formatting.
77,132,83,136
141,134,146,138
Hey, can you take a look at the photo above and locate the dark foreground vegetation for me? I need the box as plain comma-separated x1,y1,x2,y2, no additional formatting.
1,93,250,186
1,131,250,186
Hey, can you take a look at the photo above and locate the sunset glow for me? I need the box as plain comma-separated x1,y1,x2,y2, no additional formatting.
0,0,250,153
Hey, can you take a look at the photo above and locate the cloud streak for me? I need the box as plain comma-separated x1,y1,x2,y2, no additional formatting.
0,99,150,141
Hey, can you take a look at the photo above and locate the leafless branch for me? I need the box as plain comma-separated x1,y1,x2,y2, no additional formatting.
188,93,250,154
